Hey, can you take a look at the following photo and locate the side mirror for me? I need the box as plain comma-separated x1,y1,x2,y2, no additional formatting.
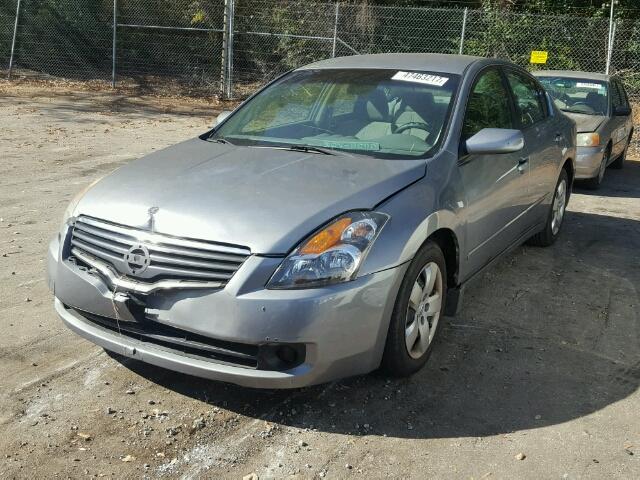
613,105,631,116
466,128,524,155
214,110,232,127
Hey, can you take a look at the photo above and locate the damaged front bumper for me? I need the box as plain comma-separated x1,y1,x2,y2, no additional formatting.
47,228,406,389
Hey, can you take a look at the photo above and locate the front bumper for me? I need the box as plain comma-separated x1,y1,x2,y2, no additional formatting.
47,232,407,388
575,145,605,179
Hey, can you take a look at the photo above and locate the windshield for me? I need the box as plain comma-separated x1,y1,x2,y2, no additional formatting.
211,69,460,158
537,76,609,116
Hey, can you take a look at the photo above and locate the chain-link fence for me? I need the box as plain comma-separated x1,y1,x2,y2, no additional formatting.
2,0,640,99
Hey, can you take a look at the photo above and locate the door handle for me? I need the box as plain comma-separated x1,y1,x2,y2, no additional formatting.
554,133,563,143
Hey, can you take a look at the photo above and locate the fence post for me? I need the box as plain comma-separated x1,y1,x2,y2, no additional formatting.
7,0,22,80
226,0,234,99
458,7,468,55
606,0,615,74
606,19,617,75
221,0,234,99
332,3,340,58
112,0,117,87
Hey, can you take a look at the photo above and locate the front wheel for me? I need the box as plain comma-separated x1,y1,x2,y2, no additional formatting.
611,134,632,169
381,240,447,377
583,147,609,190
529,169,569,247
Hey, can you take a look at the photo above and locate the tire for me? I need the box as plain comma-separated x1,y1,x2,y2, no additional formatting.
381,240,447,377
529,168,569,247
583,147,609,190
611,135,631,169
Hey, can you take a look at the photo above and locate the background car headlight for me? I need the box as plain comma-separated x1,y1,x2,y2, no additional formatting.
267,211,389,289
576,132,600,147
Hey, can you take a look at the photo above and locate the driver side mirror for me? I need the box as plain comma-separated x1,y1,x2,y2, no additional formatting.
613,105,631,117
465,128,524,155
214,110,232,127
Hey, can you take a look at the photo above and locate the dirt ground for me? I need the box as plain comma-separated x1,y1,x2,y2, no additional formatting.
1,83,639,480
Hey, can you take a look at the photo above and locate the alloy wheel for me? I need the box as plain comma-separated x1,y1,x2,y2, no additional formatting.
405,262,443,359
551,178,567,235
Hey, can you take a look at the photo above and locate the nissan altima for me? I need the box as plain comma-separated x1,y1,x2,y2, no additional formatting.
48,54,576,388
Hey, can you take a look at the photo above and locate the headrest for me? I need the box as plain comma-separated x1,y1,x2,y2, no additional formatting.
397,91,435,120
355,88,390,122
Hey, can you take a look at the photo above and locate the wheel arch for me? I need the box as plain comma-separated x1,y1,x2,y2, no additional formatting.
426,228,460,289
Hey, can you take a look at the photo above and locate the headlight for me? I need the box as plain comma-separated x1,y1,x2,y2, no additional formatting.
576,132,600,147
267,211,390,289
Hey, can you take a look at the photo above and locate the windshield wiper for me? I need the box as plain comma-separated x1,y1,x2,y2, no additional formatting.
286,144,334,155
209,137,231,144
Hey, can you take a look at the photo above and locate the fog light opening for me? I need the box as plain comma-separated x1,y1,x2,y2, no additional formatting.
276,345,298,364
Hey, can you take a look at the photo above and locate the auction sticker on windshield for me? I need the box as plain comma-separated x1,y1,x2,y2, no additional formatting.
392,71,449,87
576,82,602,89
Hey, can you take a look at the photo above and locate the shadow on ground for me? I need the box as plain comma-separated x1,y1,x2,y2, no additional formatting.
574,155,640,198
112,162,640,440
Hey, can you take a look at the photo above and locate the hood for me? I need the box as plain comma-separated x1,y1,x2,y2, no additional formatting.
562,112,606,133
76,138,426,254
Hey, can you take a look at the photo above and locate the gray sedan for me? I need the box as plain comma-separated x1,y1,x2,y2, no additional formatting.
534,70,634,189
48,54,576,388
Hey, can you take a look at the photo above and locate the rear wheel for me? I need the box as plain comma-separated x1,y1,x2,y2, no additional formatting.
583,147,609,190
381,240,447,377
529,169,569,247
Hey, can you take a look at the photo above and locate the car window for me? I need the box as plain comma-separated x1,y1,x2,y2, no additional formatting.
617,81,630,108
611,80,629,111
242,81,325,132
536,76,609,115
505,71,546,127
213,69,461,159
611,80,624,110
462,68,514,139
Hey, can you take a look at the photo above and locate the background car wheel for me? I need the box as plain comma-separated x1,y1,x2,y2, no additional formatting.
381,240,447,377
611,135,632,169
583,147,609,190
529,168,569,247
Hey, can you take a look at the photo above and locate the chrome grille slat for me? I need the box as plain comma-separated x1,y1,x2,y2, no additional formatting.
77,216,250,256
70,215,250,288
74,223,246,264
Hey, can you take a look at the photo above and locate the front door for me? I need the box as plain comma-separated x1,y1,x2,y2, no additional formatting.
458,67,531,278
504,68,560,222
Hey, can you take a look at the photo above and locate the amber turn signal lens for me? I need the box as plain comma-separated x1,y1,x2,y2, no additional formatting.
299,217,352,255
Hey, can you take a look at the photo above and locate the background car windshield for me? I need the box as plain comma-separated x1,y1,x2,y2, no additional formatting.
212,69,460,158
537,76,608,115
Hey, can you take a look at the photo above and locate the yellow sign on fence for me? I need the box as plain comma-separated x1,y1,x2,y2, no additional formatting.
530,51,549,64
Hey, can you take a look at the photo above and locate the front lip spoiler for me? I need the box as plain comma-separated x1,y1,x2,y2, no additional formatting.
70,248,224,294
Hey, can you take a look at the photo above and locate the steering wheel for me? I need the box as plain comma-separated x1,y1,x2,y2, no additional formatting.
394,122,432,135
569,102,596,114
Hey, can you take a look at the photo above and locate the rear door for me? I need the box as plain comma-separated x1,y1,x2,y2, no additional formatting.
504,68,560,222
458,67,531,277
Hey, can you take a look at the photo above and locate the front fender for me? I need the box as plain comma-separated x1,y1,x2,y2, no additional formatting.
359,179,463,277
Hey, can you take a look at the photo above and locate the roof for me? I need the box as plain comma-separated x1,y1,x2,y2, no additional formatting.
532,70,612,82
298,53,484,75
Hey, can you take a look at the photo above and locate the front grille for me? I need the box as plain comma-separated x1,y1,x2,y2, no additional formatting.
77,309,260,368
70,215,250,286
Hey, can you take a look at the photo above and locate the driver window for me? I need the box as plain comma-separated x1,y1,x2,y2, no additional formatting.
462,68,514,139
611,80,624,110
505,71,546,128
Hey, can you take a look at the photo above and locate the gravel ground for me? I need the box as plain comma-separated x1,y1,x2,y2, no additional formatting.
1,84,639,479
